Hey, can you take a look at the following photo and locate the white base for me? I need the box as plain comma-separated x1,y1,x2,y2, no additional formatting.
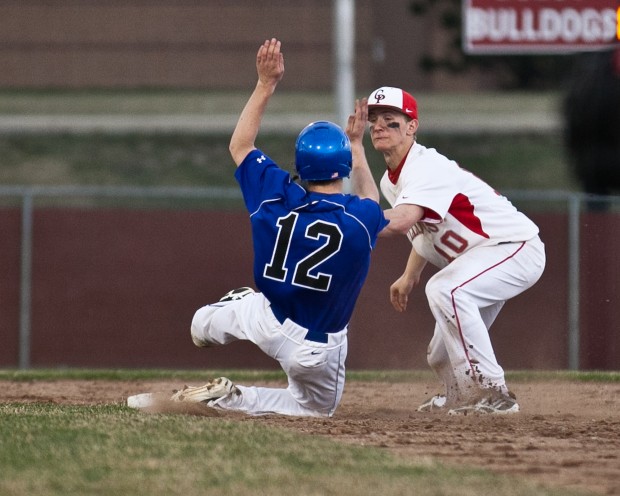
127,392,156,409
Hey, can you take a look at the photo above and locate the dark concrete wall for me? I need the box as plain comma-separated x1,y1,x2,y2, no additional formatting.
0,0,372,89
1,207,618,370
0,0,469,91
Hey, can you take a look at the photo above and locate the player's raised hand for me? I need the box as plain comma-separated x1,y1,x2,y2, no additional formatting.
229,38,284,166
256,38,284,88
346,98,368,145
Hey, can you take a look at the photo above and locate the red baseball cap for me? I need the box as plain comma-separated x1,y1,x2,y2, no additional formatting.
367,87,418,120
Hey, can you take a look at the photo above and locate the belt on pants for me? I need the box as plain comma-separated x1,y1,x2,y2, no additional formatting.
270,305,329,344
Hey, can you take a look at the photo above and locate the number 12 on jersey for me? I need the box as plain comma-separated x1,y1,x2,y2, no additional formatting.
263,212,343,291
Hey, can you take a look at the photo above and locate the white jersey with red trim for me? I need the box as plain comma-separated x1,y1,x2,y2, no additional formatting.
380,143,539,268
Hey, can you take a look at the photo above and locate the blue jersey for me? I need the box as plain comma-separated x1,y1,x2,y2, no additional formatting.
235,149,388,342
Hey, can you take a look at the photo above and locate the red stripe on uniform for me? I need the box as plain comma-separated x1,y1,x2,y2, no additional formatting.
448,193,489,239
450,241,526,381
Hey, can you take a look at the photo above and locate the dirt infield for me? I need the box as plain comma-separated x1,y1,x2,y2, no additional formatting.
2,378,619,495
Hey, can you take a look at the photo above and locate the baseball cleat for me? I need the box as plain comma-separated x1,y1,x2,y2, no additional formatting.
417,394,447,412
219,287,255,302
447,391,519,416
170,377,239,403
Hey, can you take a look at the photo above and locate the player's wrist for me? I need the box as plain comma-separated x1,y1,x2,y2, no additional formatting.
256,78,278,93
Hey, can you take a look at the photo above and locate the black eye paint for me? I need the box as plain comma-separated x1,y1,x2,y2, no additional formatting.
387,122,400,129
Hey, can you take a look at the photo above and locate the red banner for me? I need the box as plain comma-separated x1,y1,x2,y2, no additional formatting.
463,0,619,53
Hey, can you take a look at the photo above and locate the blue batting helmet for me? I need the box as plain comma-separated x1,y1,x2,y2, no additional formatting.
294,121,352,181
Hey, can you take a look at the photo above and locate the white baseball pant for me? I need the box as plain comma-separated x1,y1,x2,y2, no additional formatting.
424,236,546,406
190,292,347,417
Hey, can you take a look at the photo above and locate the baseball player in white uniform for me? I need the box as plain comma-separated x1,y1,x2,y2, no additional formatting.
347,87,546,415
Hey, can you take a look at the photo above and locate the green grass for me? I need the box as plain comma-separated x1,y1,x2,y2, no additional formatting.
0,368,291,382
1,368,618,383
0,369,607,496
421,132,576,191
0,404,587,496
0,134,236,188
0,89,559,116
0,132,577,194
0,89,579,196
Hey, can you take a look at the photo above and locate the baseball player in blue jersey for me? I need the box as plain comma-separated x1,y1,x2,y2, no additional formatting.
170,39,388,417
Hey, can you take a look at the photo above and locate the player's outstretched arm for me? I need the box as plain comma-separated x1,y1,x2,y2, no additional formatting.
346,98,380,202
390,247,427,312
380,204,424,237
229,38,285,166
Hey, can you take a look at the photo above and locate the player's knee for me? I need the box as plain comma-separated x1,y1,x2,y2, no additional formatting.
190,307,216,348
191,331,214,348
190,323,211,348
425,276,452,308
